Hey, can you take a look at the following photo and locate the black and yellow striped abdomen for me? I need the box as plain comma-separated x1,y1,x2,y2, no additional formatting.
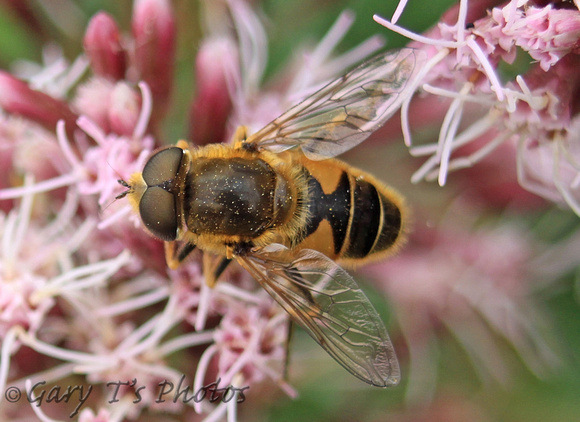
295,155,406,265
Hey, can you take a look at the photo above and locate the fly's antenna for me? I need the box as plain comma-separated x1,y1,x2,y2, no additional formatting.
115,179,131,200
99,179,133,215
105,158,132,201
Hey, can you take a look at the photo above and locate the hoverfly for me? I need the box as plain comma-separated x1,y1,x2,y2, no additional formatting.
119,48,419,387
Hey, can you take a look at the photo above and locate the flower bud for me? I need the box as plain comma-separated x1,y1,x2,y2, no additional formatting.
109,82,141,136
189,38,237,145
0,71,77,133
132,0,175,118
84,12,127,80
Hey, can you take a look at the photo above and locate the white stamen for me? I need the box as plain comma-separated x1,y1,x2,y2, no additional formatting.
466,38,505,102
0,174,77,200
454,0,469,47
438,92,467,186
193,344,218,414
97,204,133,230
216,282,264,304
226,389,238,422
18,330,109,364
34,250,131,301
134,81,153,140
39,188,79,239
60,54,89,93
516,138,562,202
411,153,441,184
122,295,182,357
203,400,229,422
321,35,385,82
228,0,267,96
77,115,107,146
311,10,355,66
0,327,18,405
427,131,513,179
446,111,499,150
400,48,450,147
62,218,96,255
56,119,81,167
195,282,212,331
25,378,62,422
409,143,439,157
96,286,170,317
400,96,413,147
515,75,549,110
4,175,34,265
116,313,165,351
157,331,216,357
11,363,77,391
220,327,262,386
422,84,493,105
373,15,459,48
553,139,580,215
391,0,409,24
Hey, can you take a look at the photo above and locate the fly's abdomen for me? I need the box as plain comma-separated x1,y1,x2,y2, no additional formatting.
298,157,406,263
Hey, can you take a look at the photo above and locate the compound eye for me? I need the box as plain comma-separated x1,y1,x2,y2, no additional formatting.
142,147,184,187
139,187,178,241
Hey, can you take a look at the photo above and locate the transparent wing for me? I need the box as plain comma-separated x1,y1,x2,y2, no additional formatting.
244,48,420,160
236,244,400,387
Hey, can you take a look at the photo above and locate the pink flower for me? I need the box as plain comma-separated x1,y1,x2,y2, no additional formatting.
80,0,175,132
0,1,394,420
73,79,142,137
511,5,580,71
0,0,574,420
376,0,580,212
212,296,288,386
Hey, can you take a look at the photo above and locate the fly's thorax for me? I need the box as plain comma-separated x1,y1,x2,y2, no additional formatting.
184,156,275,237
182,146,304,244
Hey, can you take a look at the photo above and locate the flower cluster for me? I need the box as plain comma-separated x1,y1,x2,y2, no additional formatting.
0,0,577,421
363,0,578,409
377,0,580,212
0,0,392,420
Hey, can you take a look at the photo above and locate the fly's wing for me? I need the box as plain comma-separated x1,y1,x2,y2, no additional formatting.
236,244,400,387
243,48,420,160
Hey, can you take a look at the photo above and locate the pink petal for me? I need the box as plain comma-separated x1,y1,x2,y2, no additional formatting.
0,71,77,133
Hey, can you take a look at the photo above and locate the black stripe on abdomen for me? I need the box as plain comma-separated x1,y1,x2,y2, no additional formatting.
343,179,382,259
374,192,402,252
302,171,351,255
